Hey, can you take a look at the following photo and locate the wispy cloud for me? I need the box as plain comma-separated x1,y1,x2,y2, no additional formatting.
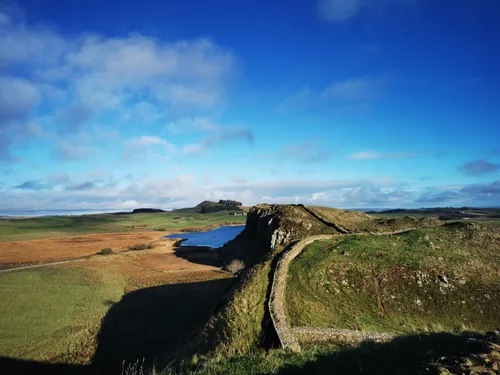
48,173,70,184
322,76,387,102
125,136,175,151
181,121,254,155
122,136,175,160
317,0,417,23
459,160,500,176
279,75,390,113
416,181,500,205
55,141,95,161
0,76,41,160
348,151,415,160
13,180,50,190
0,76,40,122
317,0,361,22
65,181,95,191
266,140,330,163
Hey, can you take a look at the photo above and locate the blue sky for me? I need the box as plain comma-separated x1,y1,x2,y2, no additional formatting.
1,0,499,211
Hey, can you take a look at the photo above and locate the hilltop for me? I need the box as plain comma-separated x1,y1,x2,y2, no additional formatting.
172,200,244,214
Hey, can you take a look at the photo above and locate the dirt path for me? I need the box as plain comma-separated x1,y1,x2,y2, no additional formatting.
0,258,87,273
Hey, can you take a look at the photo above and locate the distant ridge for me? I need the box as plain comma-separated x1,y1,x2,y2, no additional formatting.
132,208,166,213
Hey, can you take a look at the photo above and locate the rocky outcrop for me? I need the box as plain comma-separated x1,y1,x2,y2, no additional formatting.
244,205,290,251
243,205,343,252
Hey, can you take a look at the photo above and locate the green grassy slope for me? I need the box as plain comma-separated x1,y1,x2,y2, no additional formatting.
286,222,500,334
0,210,246,241
0,267,125,363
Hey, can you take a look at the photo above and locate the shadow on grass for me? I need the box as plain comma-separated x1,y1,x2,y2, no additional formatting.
93,278,232,371
0,358,92,375
0,278,233,375
277,332,499,375
172,240,222,267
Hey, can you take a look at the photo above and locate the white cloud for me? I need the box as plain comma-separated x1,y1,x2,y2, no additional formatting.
0,76,40,121
60,35,234,117
0,10,69,66
3,172,497,211
348,151,415,160
0,7,237,156
125,136,175,151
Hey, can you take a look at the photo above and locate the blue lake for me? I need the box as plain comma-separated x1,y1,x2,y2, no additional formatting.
165,225,245,248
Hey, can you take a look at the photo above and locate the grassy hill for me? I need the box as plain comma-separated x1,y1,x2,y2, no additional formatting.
286,222,500,334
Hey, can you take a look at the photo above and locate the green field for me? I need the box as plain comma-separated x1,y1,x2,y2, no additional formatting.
286,223,500,334
0,207,240,370
0,209,246,241
0,267,125,364
0,263,233,369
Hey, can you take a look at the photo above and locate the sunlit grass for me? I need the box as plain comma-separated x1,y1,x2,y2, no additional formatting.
286,223,500,334
0,210,246,241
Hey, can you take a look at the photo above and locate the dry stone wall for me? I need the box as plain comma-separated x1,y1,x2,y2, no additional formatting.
292,327,394,345
268,230,421,351
268,235,340,351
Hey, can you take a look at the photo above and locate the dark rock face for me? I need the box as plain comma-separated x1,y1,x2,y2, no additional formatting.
243,205,342,252
245,205,290,251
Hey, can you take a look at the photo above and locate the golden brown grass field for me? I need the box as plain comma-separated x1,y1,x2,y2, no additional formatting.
0,211,239,370
0,231,169,265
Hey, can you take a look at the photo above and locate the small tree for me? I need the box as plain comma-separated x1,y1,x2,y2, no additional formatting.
225,259,245,274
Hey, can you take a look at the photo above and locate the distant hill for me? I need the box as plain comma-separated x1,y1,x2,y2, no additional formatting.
197,200,243,213
370,207,500,220
132,208,166,214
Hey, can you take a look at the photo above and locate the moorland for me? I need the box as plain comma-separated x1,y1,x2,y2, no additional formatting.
0,204,499,375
